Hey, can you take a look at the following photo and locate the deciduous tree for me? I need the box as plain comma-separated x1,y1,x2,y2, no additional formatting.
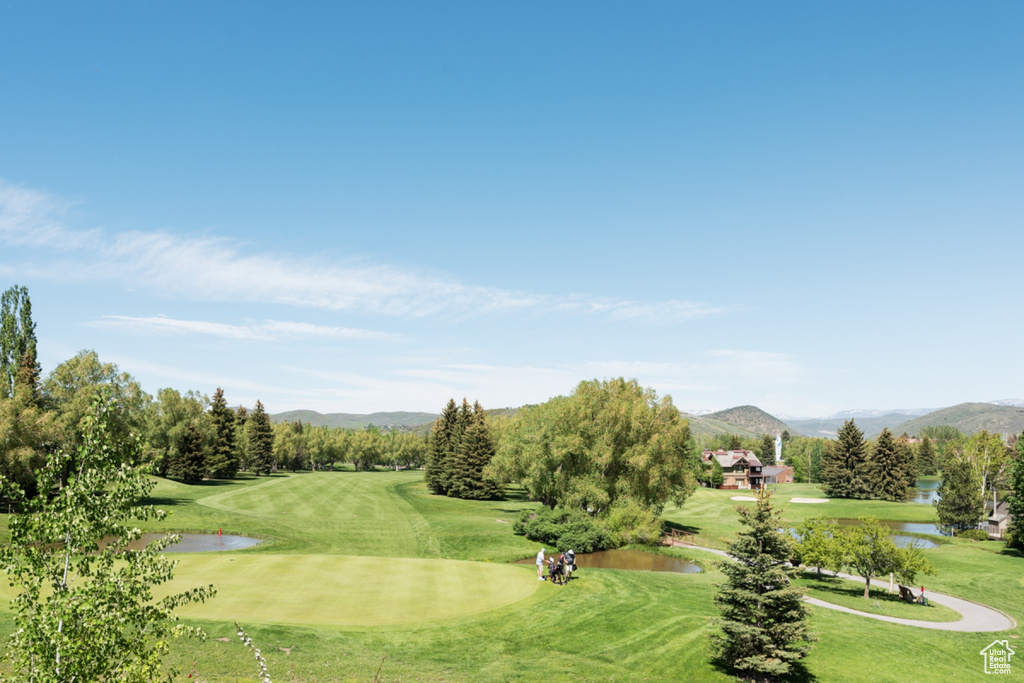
0,391,214,681
0,284,38,399
490,378,697,515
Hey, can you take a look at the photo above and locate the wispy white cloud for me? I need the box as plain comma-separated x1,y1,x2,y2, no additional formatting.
1,179,730,325
90,315,398,341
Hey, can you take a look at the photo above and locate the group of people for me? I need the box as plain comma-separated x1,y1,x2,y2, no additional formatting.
535,548,576,585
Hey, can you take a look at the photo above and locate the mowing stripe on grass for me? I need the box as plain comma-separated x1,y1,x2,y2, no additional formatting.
162,554,539,626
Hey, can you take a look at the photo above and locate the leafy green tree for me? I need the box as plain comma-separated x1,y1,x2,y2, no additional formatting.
247,401,274,476
43,351,151,462
145,388,207,477
788,437,826,484
0,391,215,681
794,517,844,576
934,458,984,536
490,378,698,514
448,402,501,500
234,406,250,471
207,387,239,478
711,488,813,679
1006,434,1024,548
0,284,38,399
839,517,935,597
949,430,1012,502
916,436,938,476
351,427,383,471
820,419,870,499
867,428,909,502
698,456,725,489
758,433,776,465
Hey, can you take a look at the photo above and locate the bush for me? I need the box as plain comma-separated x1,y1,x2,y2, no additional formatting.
604,498,664,546
956,528,990,541
513,507,613,553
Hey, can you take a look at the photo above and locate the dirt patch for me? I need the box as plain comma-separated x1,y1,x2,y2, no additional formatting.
790,497,829,503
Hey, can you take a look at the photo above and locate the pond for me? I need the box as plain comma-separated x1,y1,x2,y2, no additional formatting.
517,549,701,574
117,533,263,553
832,519,941,548
911,478,940,505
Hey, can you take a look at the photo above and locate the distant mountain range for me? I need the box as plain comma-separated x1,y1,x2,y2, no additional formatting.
270,410,437,430
272,400,1024,441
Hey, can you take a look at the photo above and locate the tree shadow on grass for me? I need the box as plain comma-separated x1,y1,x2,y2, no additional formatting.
999,545,1024,559
711,653,818,682
663,520,702,535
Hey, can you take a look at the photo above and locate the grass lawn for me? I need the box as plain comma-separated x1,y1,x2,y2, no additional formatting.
792,574,961,622
0,472,1019,681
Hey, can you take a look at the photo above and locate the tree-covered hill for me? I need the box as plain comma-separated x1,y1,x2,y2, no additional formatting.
892,402,1024,437
702,405,797,437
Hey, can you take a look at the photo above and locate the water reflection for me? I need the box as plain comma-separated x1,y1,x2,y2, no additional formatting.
912,478,940,504
118,533,262,553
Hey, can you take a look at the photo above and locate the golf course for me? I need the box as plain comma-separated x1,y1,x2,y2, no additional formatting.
0,470,1019,681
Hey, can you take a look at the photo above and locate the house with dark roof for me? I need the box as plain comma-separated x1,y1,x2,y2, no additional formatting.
702,449,763,490
983,499,1011,539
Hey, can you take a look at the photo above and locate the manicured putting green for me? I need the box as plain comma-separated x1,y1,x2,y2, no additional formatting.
162,554,539,626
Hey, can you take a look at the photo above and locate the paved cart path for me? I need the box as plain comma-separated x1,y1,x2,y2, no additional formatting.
670,541,1016,632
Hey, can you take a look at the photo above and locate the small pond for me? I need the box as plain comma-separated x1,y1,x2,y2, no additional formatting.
118,533,262,553
832,519,941,548
518,549,701,574
911,478,940,505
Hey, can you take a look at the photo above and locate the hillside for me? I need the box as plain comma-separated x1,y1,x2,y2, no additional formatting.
702,405,797,437
788,413,921,439
682,413,762,440
892,402,1024,437
270,410,437,430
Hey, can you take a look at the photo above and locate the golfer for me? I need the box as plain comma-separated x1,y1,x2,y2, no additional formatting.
536,548,546,580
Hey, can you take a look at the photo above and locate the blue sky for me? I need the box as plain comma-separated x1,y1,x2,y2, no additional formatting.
2,2,1022,418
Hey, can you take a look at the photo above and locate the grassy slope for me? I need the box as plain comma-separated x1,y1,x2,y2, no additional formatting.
0,473,1019,681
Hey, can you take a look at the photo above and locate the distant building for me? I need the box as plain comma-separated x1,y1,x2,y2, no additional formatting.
762,465,794,485
702,449,763,490
983,499,1011,539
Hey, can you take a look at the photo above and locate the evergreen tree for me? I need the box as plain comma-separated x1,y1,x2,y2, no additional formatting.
234,406,249,472
934,458,984,536
711,488,813,679
448,402,501,500
820,419,870,499
1006,434,1024,548
175,421,207,485
0,285,38,399
726,434,743,451
425,399,459,495
867,428,909,501
917,436,938,476
897,433,917,491
247,401,274,476
758,434,776,465
206,388,239,479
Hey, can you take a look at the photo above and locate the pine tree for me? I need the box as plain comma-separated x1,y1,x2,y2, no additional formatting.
234,406,249,472
1006,434,1024,548
934,458,984,536
206,388,239,479
820,419,870,499
867,428,909,502
758,434,776,465
425,399,458,495
175,421,207,485
448,402,501,500
247,401,274,476
897,433,917,492
917,437,938,476
711,488,814,679
727,434,743,451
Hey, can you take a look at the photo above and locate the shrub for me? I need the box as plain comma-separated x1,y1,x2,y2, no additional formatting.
603,498,664,546
513,507,613,553
956,528,990,541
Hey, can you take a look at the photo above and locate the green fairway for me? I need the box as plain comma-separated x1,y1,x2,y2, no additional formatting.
0,471,1019,681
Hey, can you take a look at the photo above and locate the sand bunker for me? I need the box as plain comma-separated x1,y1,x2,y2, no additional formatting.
730,495,758,501
790,497,829,503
